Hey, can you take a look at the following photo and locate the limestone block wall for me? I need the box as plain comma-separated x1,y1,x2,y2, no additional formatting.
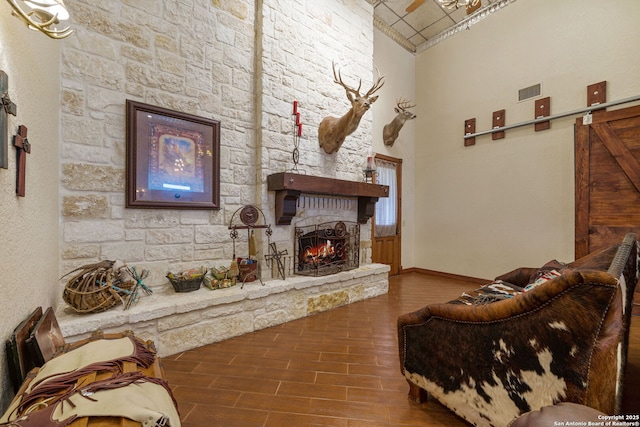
258,0,377,260
59,0,378,297
60,0,258,288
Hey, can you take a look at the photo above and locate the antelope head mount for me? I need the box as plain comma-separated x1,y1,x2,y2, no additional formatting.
318,62,385,154
383,98,416,147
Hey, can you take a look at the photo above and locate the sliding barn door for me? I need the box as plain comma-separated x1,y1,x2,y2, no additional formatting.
575,104,640,314
575,104,640,257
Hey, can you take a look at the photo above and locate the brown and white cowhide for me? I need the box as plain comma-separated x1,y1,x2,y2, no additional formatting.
400,272,623,427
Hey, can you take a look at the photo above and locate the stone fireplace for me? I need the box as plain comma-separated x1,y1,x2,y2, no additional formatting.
295,221,360,277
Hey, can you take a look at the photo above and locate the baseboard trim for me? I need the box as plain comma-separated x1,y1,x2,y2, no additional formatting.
401,267,489,285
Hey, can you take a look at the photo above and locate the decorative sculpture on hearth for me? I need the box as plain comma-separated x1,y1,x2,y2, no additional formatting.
265,242,288,280
318,62,384,154
383,98,416,147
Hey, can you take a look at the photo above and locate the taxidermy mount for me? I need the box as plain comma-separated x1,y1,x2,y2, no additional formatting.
318,62,384,154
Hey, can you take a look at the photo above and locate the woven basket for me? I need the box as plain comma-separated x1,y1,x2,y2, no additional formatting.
167,276,202,292
62,261,134,314
166,268,204,292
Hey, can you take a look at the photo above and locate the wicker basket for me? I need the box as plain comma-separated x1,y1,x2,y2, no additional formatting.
166,268,204,292
62,261,134,314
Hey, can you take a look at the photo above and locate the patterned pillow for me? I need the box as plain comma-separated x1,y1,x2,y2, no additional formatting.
449,260,570,305
523,269,562,292
527,259,566,283
450,280,524,305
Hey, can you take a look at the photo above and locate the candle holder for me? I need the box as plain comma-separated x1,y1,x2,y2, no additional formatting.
362,154,376,183
288,100,305,174
362,169,375,183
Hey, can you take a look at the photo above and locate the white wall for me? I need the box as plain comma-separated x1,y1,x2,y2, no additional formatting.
372,28,416,270
414,0,640,279
0,1,61,409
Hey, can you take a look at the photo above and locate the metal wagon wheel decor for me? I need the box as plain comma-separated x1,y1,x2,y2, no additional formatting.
228,205,274,287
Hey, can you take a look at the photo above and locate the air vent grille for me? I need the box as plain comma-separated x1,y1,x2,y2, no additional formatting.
518,84,541,101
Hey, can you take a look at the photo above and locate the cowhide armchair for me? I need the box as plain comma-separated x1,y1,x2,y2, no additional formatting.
397,233,639,427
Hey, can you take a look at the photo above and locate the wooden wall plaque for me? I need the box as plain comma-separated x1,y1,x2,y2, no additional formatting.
464,118,476,146
492,109,505,140
587,81,606,118
534,97,551,131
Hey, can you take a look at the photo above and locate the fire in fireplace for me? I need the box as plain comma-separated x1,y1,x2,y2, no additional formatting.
295,221,360,277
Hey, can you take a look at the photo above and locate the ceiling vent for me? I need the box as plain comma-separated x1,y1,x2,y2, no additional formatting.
518,84,541,101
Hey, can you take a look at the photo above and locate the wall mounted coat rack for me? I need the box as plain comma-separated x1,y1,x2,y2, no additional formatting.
464,81,640,145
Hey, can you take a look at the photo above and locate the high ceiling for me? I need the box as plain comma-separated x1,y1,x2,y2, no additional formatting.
370,0,516,53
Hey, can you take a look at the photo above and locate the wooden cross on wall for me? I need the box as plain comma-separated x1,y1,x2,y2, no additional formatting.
13,125,30,197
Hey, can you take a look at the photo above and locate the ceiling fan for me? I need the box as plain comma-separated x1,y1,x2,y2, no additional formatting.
405,0,481,14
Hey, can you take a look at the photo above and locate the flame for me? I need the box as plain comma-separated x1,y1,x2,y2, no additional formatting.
304,240,336,263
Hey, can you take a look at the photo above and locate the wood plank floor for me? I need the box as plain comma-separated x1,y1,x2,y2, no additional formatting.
162,272,640,427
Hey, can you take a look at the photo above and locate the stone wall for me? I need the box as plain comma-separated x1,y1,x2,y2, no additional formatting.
59,0,378,294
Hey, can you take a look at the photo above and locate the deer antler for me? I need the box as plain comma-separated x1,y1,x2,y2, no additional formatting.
396,98,416,111
331,62,384,99
366,66,385,97
332,61,361,98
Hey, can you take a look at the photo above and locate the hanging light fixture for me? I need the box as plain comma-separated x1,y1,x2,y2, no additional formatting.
439,0,480,9
6,0,73,39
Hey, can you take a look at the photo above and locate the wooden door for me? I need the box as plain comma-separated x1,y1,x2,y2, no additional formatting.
575,104,640,313
372,154,402,276
575,104,640,255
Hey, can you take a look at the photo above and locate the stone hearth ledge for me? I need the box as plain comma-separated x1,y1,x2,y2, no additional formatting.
56,263,390,357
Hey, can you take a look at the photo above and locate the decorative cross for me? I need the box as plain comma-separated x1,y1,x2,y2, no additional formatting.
265,242,288,280
1,70,17,169
13,125,30,197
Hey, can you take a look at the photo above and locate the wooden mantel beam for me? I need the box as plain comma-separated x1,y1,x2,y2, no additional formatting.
267,172,389,225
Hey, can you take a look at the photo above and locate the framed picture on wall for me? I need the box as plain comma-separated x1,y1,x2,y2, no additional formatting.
126,100,220,209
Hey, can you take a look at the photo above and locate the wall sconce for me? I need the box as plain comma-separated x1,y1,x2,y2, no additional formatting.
6,0,72,39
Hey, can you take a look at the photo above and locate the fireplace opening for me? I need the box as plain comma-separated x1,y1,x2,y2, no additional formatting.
295,221,360,277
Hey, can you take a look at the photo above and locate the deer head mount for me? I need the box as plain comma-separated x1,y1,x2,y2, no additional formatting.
318,62,385,154
383,98,416,147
